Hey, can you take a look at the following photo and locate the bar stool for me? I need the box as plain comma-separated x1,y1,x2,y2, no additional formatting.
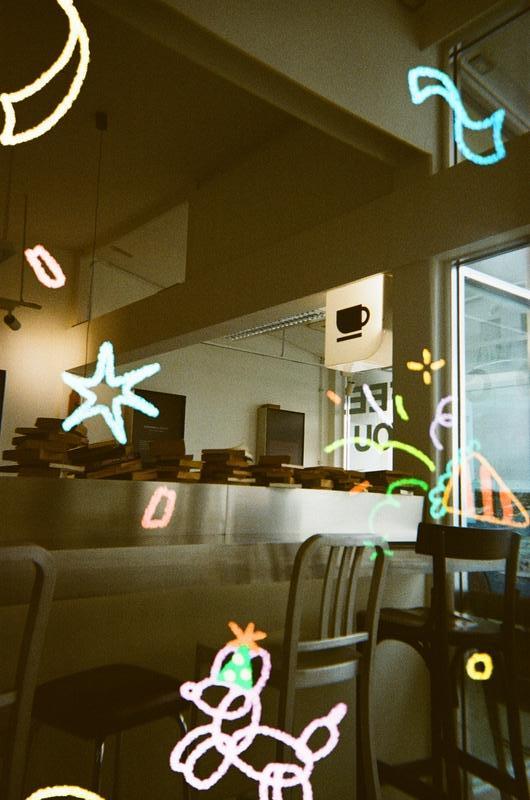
32,663,190,798
0,545,56,800
377,522,529,800
196,533,389,800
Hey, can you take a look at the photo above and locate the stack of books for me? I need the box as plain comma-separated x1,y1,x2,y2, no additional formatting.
201,449,255,484
293,466,366,491
132,439,203,481
68,440,141,479
1,418,87,477
249,455,299,487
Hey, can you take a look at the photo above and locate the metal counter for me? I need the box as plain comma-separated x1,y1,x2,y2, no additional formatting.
0,478,424,548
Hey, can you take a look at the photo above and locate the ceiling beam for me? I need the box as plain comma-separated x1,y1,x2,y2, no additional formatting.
74,132,529,368
89,0,427,169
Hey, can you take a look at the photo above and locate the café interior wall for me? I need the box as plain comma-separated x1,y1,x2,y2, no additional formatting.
83,335,327,467
160,0,439,154
79,131,529,367
0,248,82,461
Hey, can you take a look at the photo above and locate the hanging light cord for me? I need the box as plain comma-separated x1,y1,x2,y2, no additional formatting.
19,194,28,303
2,148,14,241
84,115,106,376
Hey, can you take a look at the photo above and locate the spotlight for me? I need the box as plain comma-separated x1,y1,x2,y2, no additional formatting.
4,312,21,331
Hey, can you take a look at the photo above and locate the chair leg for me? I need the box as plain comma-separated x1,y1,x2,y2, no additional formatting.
500,651,530,800
482,674,510,800
112,731,122,800
92,737,106,794
176,713,190,800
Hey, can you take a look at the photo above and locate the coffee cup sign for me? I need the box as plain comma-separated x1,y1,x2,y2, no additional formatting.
325,274,386,370
336,304,371,342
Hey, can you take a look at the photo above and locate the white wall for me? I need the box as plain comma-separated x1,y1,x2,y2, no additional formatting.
84,334,329,466
0,246,83,462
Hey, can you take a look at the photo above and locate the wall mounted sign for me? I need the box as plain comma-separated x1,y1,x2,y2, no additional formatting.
131,389,185,462
325,274,389,371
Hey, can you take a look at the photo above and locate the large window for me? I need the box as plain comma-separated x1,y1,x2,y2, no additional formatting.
455,245,530,565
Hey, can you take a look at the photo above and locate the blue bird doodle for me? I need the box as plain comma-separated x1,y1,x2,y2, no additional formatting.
408,66,506,166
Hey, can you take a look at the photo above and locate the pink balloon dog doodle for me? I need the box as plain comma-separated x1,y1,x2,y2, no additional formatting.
169,621,347,799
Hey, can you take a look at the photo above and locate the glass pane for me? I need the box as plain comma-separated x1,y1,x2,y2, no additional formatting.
462,248,530,556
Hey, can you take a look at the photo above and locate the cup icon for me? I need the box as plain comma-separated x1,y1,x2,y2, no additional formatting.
336,304,370,342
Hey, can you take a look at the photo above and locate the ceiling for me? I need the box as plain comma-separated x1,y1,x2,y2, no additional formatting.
0,0,295,252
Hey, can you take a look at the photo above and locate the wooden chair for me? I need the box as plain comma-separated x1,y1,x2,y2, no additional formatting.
377,522,528,800
196,533,389,800
0,545,56,800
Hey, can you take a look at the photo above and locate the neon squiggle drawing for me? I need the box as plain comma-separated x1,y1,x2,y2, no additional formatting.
1,0,90,146
25,245,66,289
429,395,454,451
362,383,392,425
24,788,106,800
141,486,176,529
386,477,429,495
394,394,409,421
466,652,493,681
169,622,346,799
408,67,506,166
326,389,341,406
324,436,435,473
62,341,160,445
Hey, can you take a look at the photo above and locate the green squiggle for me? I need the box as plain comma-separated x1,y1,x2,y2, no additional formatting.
387,477,429,495
324,437,435,473
394,394,409,421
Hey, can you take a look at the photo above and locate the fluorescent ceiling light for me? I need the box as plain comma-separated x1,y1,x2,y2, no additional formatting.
226,309,325,340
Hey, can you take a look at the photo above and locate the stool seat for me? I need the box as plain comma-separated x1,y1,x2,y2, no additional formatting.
380,607,505,644
33,664,187,739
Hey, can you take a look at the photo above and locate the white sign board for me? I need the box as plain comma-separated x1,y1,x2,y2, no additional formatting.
325,274,387,370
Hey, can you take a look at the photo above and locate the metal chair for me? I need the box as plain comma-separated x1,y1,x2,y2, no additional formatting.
0,545,56,800
196,533,389,800
377,522,529,800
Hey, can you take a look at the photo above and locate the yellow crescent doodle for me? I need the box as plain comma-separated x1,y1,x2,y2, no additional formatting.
465,652,494,681
25,787,106,800
0,0,90,146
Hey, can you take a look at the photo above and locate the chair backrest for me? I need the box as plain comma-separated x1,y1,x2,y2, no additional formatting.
281,533,388,675
0,545,56,800
415,522,521,630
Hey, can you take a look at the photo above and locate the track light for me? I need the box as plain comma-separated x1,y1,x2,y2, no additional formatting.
4,312,21,331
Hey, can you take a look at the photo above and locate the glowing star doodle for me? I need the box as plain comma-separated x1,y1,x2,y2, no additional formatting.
429,447,529,529
430,395,454,451
141,485,176,529
24,245,66,289
466,652,494,681
362,383,392,425
227,620,267,652
169,622,347,799
406,348,445,386
408,66,506,166
1,0,90,146
326,389,342,406
61,341,160,445
24,788,106,800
